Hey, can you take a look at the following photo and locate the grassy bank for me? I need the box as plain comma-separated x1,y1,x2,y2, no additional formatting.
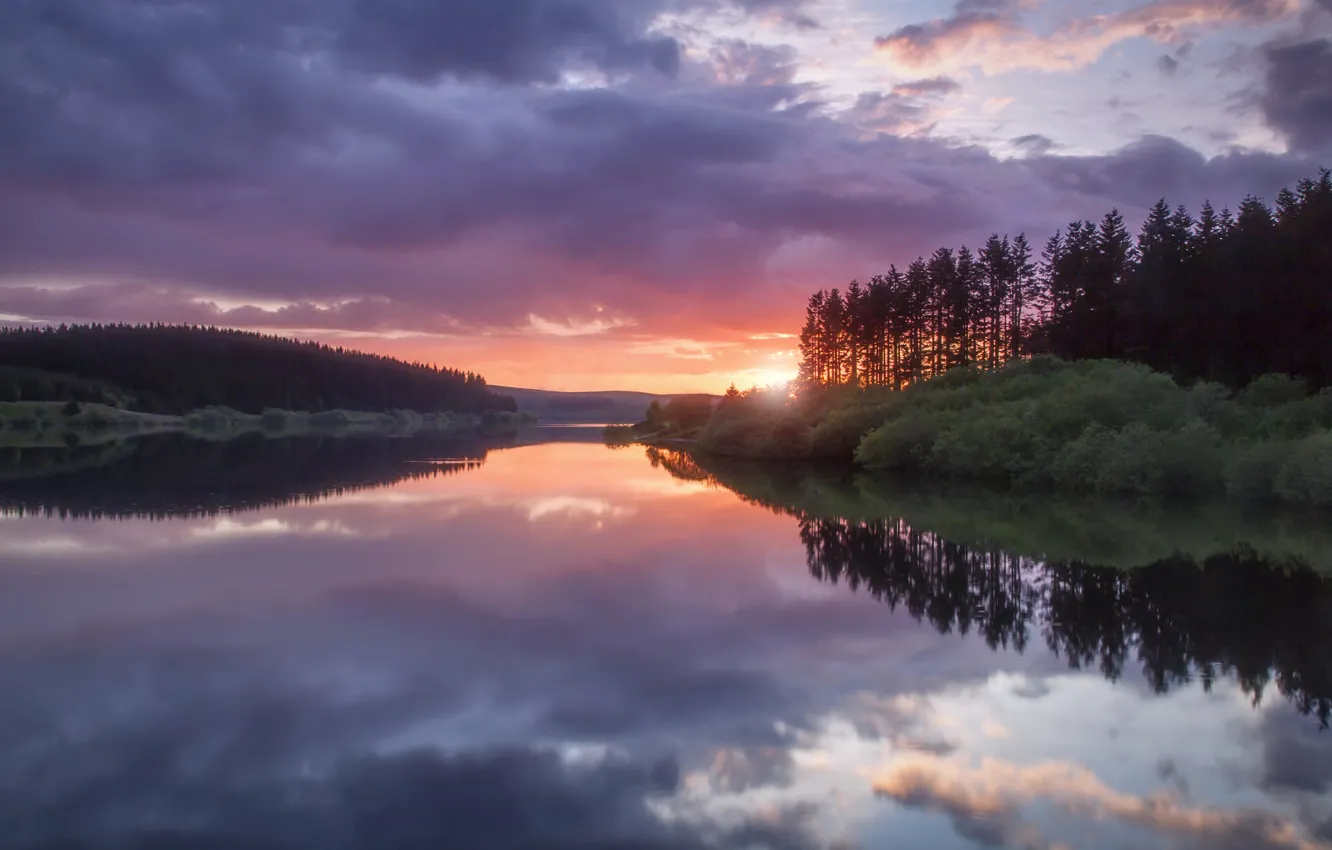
0,401,533,447
651,358,1332,505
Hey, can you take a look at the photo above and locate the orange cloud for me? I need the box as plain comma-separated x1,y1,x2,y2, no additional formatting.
874,756,1329,850
876,0,1300,74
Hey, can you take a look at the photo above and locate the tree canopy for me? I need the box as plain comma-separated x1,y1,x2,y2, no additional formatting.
797,168,1332,390
0,324,515,414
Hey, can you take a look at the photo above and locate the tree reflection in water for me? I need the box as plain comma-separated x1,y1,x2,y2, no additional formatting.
646,446,1332,728
0,432,504,520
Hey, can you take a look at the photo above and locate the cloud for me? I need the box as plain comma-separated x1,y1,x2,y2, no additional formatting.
0,0,1321,350
336,0,682,83
874,756,1329,850
1023,134,1310,211
1259,38,1332,154
526,313,634,337
1260,708,1332,795
892,76,963,97
711,40,801,85
710,745,798,793
840,693,959,757
845,92,942,136
1011,134,1058,156
1,734,829,850
875,0,1300,74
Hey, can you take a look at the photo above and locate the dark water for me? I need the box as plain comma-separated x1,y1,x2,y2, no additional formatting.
1,431,1330,850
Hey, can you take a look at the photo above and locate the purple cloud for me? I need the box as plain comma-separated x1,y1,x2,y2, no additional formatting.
0,0,1322,343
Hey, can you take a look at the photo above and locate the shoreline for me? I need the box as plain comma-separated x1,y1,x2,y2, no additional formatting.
0,402,531,448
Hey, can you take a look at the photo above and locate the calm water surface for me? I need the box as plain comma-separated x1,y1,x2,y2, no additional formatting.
1,430,1330,849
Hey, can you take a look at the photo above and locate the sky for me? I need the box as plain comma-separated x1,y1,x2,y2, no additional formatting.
2,0,1331,392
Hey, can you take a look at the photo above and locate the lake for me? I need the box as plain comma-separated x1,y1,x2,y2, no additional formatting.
2,429,1330,850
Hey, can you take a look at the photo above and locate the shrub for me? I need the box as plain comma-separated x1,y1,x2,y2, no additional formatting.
260,408,290,429
1238,373,1308,408
927,414,1042,482
660,395,715,434
1274,432,1332,506
856,413,948,470
1153,420,1225,495
1050,424,1116,491
766,415,813,458
699,414,770,456
689,357,1332,504
1225,440,1289,501
809,403,898,459
61,400,82,417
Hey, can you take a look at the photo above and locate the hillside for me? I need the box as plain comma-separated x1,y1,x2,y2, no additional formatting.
0,324,514,415
495,387,716,424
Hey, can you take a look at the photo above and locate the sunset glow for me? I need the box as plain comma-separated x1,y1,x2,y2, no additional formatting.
2,0,1329,391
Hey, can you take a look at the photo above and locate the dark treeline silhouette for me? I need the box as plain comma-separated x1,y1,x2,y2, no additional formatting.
799,168,1332,389
0,433,505,520
645,447,1332,727
0,324,516,414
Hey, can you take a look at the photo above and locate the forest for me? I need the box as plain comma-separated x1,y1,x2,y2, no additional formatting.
0,324,515,415
796,168,1332,391
646,169,1332,504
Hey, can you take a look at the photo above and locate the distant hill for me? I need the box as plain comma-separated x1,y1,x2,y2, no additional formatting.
495,387,717,424
0,324,514,415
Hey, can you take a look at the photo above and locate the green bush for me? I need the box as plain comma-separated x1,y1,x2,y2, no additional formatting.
690,358,1332,505
1050,424,1116,491
700,412,774,457
766,415,813,458
1274,432,1332,506
1238,373,1308,408
855,412,946,470
1225,440,1289,501
928,414,1043,482
809,402,898,459
61,400,82,417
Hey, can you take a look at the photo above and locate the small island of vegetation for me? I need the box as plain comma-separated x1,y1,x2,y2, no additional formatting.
614,168,1332,505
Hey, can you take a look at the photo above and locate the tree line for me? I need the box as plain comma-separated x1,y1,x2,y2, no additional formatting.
798,168,1332,390
0,324,516,414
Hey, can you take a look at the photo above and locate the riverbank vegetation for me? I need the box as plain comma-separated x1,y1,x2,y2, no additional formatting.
0,399,531,449
691,358,1332,504
640,169,1332,505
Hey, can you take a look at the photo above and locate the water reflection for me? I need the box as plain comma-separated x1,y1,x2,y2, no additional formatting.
0,439,1329,849
0,432,502,519
649,447,1332,729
